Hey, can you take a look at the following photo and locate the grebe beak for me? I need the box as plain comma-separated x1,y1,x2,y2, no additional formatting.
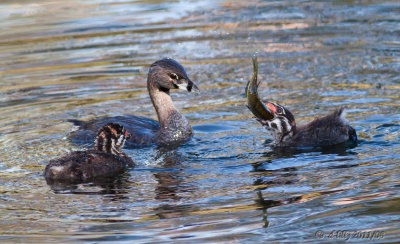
187,79,200,93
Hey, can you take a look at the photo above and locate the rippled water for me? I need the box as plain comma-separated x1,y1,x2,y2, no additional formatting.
1,0,399,242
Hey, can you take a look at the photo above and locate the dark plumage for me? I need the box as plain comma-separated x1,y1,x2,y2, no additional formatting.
257,103,358,147
44,123,134,183
68,58,199,147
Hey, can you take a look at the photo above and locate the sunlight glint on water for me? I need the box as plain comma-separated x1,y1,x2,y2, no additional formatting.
0,0,399,242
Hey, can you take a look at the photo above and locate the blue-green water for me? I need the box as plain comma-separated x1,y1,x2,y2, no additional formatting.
0,0,399,242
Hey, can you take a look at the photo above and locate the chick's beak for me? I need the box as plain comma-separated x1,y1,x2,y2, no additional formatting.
266,103,276,114
124,130,131,139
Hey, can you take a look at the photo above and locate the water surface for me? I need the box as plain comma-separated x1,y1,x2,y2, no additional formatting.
0,0,399,242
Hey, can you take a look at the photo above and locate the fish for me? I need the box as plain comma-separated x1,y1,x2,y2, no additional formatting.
245,57,274,121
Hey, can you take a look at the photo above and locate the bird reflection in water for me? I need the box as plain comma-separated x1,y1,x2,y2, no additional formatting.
152,148,198,219
252,148,358,228
45,170,132,201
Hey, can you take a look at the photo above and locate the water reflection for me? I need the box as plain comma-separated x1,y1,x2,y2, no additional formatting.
261,140,359,157
46,171,132,199
255,190,299,228
254,186,351,229
250,146,362,230
152,149,197,219
1,0,400,242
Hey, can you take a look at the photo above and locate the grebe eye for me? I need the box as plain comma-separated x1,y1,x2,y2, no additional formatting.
169,73,179,80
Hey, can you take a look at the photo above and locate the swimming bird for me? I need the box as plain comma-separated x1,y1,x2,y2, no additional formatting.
69,58,199,147
246,57,357,147
45,123,134,183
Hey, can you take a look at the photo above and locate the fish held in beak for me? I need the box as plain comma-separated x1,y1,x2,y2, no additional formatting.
245,56,274,121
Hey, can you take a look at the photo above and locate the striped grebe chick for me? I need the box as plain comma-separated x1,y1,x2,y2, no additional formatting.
45,123,134,183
